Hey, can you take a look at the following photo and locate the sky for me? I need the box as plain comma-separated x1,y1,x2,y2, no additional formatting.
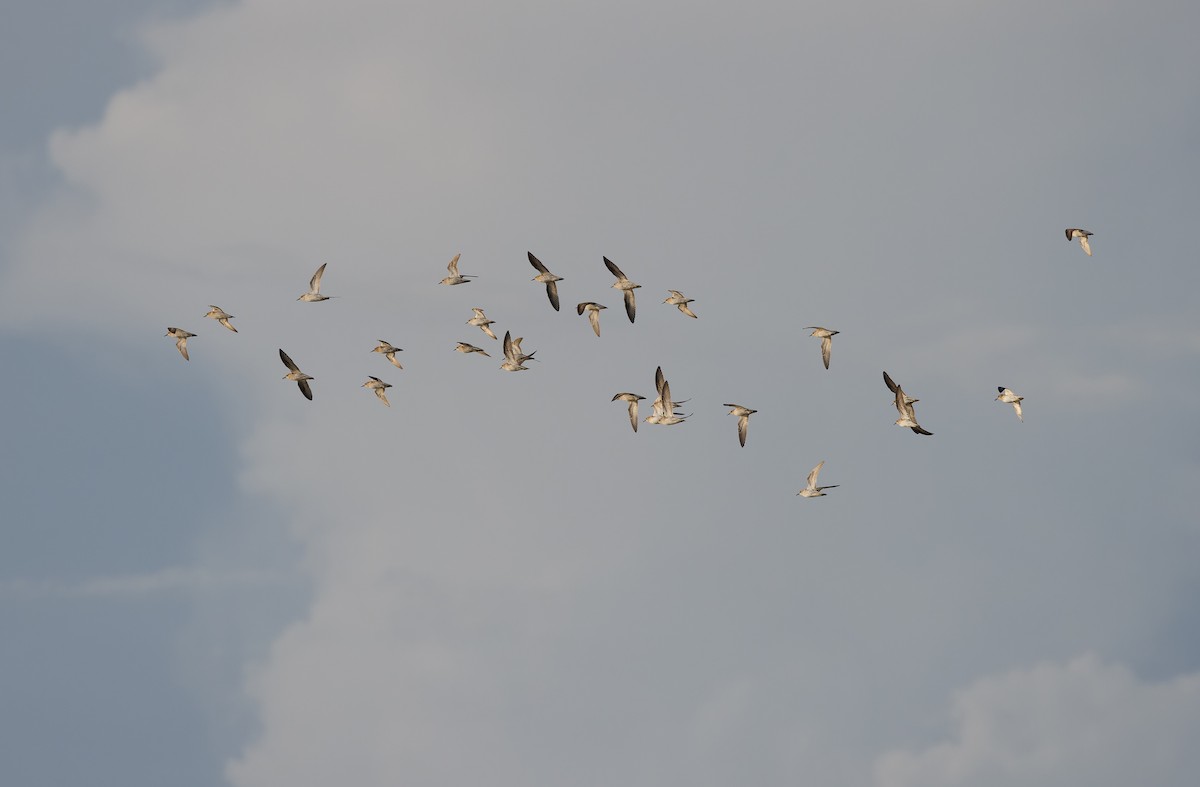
2,1,1199,785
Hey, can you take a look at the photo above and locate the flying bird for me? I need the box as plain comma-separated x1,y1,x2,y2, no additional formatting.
297,263,333,301
467,308,498,340
439,253,476,285
1065,228,1093,256
165,327,196,361
883,371,933,435
611,393,646,433
724,404,757,447
203,306,237,333
454,342,491,357
279,349,314,400
500,331,533,371
362,376,393,407
663,290,698,318
576,301,607,336
797,460,839,498
995,387,1024,422
527,252,563,311
805,327,839,370
603,257,641,323
372,340,403,368
645,366,688,425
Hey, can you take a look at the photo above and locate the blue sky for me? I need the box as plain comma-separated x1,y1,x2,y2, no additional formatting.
3,1,1199,785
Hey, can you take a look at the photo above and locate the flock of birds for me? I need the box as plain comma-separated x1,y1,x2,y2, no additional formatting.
165,230,1092,497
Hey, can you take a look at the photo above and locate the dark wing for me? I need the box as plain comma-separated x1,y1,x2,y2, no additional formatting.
279,348,300,372
297,379,313,400
623,289,636,323
546,281,560,311
883,371,899,393
527,251,549,274
603,256,625,279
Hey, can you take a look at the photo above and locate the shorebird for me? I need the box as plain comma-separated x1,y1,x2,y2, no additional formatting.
527,252,563,311
362,376,392,407
611,393,646,433
1065,228,1093,256
724,404,757,447
500,331,532,371
883,371,933,435
279,349,314,400
603,257,640,323
995,387,1024,422
165,327,195,361
576,302,607,336
645,366,688,425
467,308,498,340
439,253,475,285
509,335,536,365
805,327,839,370
797,461,839,498
372,340,403,368
663,290,698,318
454,342,491,357
203,306,237,333
297,263,333,301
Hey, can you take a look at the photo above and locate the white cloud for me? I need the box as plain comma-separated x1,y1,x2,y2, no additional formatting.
874,654,1200,787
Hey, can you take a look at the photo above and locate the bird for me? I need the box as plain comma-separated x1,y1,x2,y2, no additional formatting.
603,257,640,323
297,263,332,301
203,306,237,333
576,302,607,336
508,335,537,365
663,290,698,318
883,371,933,435
454,342,491,357
645,366,688,425
371,340,403,368
1065,228,1093,256
724,404,757,447
439,253,475,285
279,349,314,400
805,327,839,370
611,393,646,433
362,376,393,407
467,308,498,340
996,387,1024,422
527,252,563,311
165,327,196,361
500,331,532,371
797,460,839,498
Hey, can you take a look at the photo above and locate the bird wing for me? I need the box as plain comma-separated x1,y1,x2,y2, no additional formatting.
588,307,602,336
447,253,461,275
545,280,560,311
279,348,300,372
309,263,326,293
623,289,637,323
883,371,899,393
738,415,748,447
821,336,832,369
603,256,625,279
807,461,824,489
298,379,313,400
527,251,549,274
1080,235,1092,256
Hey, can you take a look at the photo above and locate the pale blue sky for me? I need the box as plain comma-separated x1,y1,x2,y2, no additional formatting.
2,1,1199,785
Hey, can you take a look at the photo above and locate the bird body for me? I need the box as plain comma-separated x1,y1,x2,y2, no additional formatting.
724,404,757,447
797,460,839,497
996,387,1024,422
467,308,498,340
279,348,314,400
454,342,490,357
805,326,839,369
883,371,932,435
439,253,476,285
577,301,607,336
362,376,393,407
204,306,237,332
298,263,332,301
165,327,195,360
611,392,646,433
663,290,697,318
527,252,563,311
604,257,640,323
372,340,404,368
1065,228,1093,256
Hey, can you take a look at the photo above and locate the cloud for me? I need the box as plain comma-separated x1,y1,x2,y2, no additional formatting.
873,654,1200,787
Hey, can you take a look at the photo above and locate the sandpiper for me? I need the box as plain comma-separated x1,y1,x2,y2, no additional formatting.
165,327,195,361
1065,228,1093,256
797,461,839,497
577,302,607,337
724,404,757,447
362,376,392,407
454,342,491,357
611,392,646,433
604,257,640,323
279,349,314,400
439,253,475,285
372,340,404,368
883,371,933,435
995,387,1024,422
527,252,563,311
297,263,332,301
203,306,237,333
467,308,498,340
805,327,839,370
663,290,698,318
